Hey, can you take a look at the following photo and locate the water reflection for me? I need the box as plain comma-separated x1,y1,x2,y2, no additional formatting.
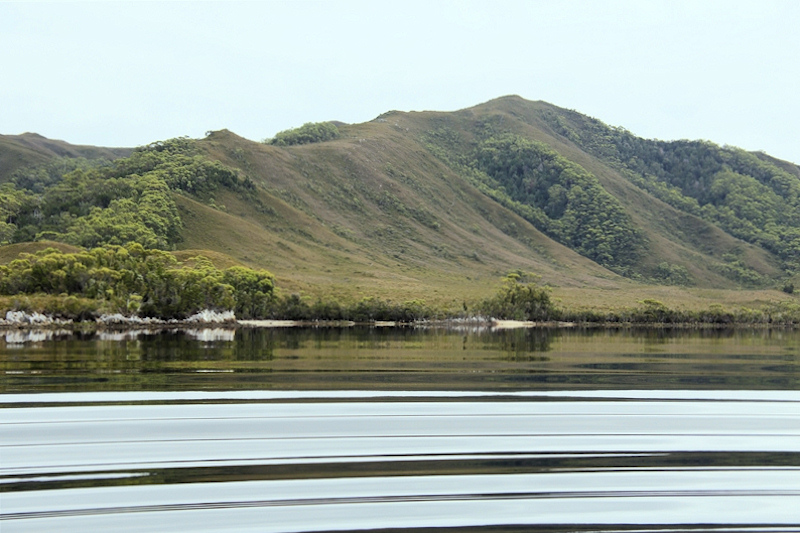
184,328,236,343
4,330,73,345
1,326,798,393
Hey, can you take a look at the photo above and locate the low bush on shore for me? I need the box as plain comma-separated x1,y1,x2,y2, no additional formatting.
262,294,436,323
1,254,798,325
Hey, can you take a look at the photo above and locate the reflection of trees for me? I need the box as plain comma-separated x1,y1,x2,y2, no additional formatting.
2,326,798,393
480,328,556,359
234,328,274,360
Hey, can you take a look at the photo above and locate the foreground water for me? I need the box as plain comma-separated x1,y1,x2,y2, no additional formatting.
2,327,799,532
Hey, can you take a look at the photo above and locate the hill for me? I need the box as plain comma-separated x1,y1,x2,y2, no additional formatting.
2,97,799,315
0,133,131,179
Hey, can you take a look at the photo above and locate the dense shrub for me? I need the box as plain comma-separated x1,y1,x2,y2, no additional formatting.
262,294,435,322
479,273,557,321
474,134,643,269
268,122,340,146
654,262,693,286
0,244,275,319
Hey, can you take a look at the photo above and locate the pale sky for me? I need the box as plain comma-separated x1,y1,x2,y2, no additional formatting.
2,0,799,164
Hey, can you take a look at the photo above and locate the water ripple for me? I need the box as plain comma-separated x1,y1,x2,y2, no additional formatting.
2,391,800,532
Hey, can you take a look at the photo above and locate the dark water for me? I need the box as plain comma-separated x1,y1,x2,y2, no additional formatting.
2,326,800,532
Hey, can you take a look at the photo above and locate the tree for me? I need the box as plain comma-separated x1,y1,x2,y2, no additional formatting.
481,273,556,321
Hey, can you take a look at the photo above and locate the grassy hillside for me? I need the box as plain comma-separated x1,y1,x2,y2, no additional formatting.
192,128,627,307
0,133,130,180
2,98,799,317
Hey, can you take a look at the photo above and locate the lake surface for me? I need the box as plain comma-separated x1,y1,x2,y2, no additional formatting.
2,326,800,532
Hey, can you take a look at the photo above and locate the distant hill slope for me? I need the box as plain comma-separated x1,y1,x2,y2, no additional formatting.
0,241,83,264
2,97,798,309
0,133,131,179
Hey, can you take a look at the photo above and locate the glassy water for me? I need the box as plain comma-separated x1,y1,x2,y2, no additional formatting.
2,327,800,532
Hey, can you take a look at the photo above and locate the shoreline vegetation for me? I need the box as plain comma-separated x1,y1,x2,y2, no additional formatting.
2,316,800,332
0,246,798,330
